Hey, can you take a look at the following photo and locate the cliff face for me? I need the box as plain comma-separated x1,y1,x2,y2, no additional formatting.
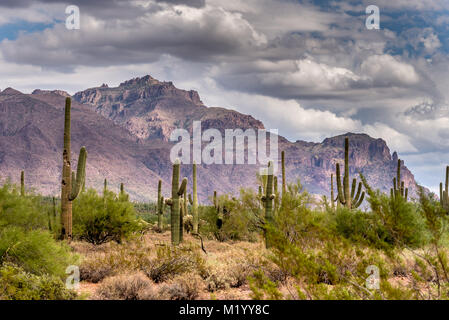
0,75,419,202
73,75,264,141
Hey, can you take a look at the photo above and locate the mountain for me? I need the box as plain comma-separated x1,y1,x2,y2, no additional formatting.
0,76,419,203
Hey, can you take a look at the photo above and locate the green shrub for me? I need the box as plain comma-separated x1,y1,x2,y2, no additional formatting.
0,183,77,279
199,189,264,242
361,176,429,248
72,189,142,245
141,244,206,283
0,226,78,278
0,183,52,231
0,264,77,300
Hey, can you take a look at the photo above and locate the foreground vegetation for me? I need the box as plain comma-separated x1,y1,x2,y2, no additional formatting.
2,173,449,300
2,97,449,300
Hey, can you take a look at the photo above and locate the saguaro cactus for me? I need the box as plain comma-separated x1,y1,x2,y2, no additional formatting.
281,150,286,196
61,97,87,240
20,171,25,196
165,160,187,245
330,173,337,210
335,137,364,209
261,161,275,248
157,180,164,229
119,183,129,201
391,158,408,202
191,163,199,233
440,166,449,213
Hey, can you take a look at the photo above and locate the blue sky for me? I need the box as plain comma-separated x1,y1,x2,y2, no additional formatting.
0,20,54,41
0,0,449,192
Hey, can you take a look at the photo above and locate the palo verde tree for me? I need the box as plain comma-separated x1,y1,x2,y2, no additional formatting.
60,97,87,240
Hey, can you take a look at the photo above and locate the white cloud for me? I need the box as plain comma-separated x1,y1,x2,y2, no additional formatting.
360,54,420,86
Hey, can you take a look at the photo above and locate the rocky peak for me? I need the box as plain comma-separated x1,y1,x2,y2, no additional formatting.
32,89,71,97
119,75,160,87
0,87,22,96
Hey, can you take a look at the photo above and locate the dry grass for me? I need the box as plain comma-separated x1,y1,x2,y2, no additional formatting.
72,230,442,300
72,231,274,300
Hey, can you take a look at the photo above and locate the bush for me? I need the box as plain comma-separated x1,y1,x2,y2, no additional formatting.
159,273,203,300
0,183,53,231
72,189,143,244
95,272,156,300
141,244,206,283
200,190,264,242
0,264,77,300
0,226,79,278
361,176,429,248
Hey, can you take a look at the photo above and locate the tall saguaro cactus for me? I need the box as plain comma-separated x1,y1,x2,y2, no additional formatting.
330,173,337,210
391,158,408,202
61,97,87,240
261,161,275,248
440,166,449,213
20,171,25,197
191,163,199,233
335,137,364,209
165,160,188,245
281,150,286,196
157,180,164,229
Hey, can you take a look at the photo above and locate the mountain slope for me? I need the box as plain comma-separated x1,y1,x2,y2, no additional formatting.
0,76,419,203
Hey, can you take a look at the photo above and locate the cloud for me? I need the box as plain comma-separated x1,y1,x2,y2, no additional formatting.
0,3,267,68
0,0,448,191
360,54,420,86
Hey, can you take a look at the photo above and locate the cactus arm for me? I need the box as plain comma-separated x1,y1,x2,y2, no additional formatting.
69,147,87,201
353,191,365,208
352,181,363,206
178,177,187,196
336,163,345,205
350,178,356,199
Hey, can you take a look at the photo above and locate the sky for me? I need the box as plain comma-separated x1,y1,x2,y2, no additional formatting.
0,0,448,192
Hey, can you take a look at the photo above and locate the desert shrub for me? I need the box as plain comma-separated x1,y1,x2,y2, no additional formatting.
205,263,235,292
200,189,264,242
72,189,143,244
361,176,429,248
79,254,115,283
159,273,203,300
95,272,156,300
141,244,206,283
0,264,77,300
0,183,53,231
332,208,392,249
0,226,78,278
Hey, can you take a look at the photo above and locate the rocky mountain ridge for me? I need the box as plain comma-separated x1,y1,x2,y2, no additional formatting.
0,75,418,202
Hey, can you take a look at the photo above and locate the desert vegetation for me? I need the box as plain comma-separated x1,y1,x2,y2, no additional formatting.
2,98,449,300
